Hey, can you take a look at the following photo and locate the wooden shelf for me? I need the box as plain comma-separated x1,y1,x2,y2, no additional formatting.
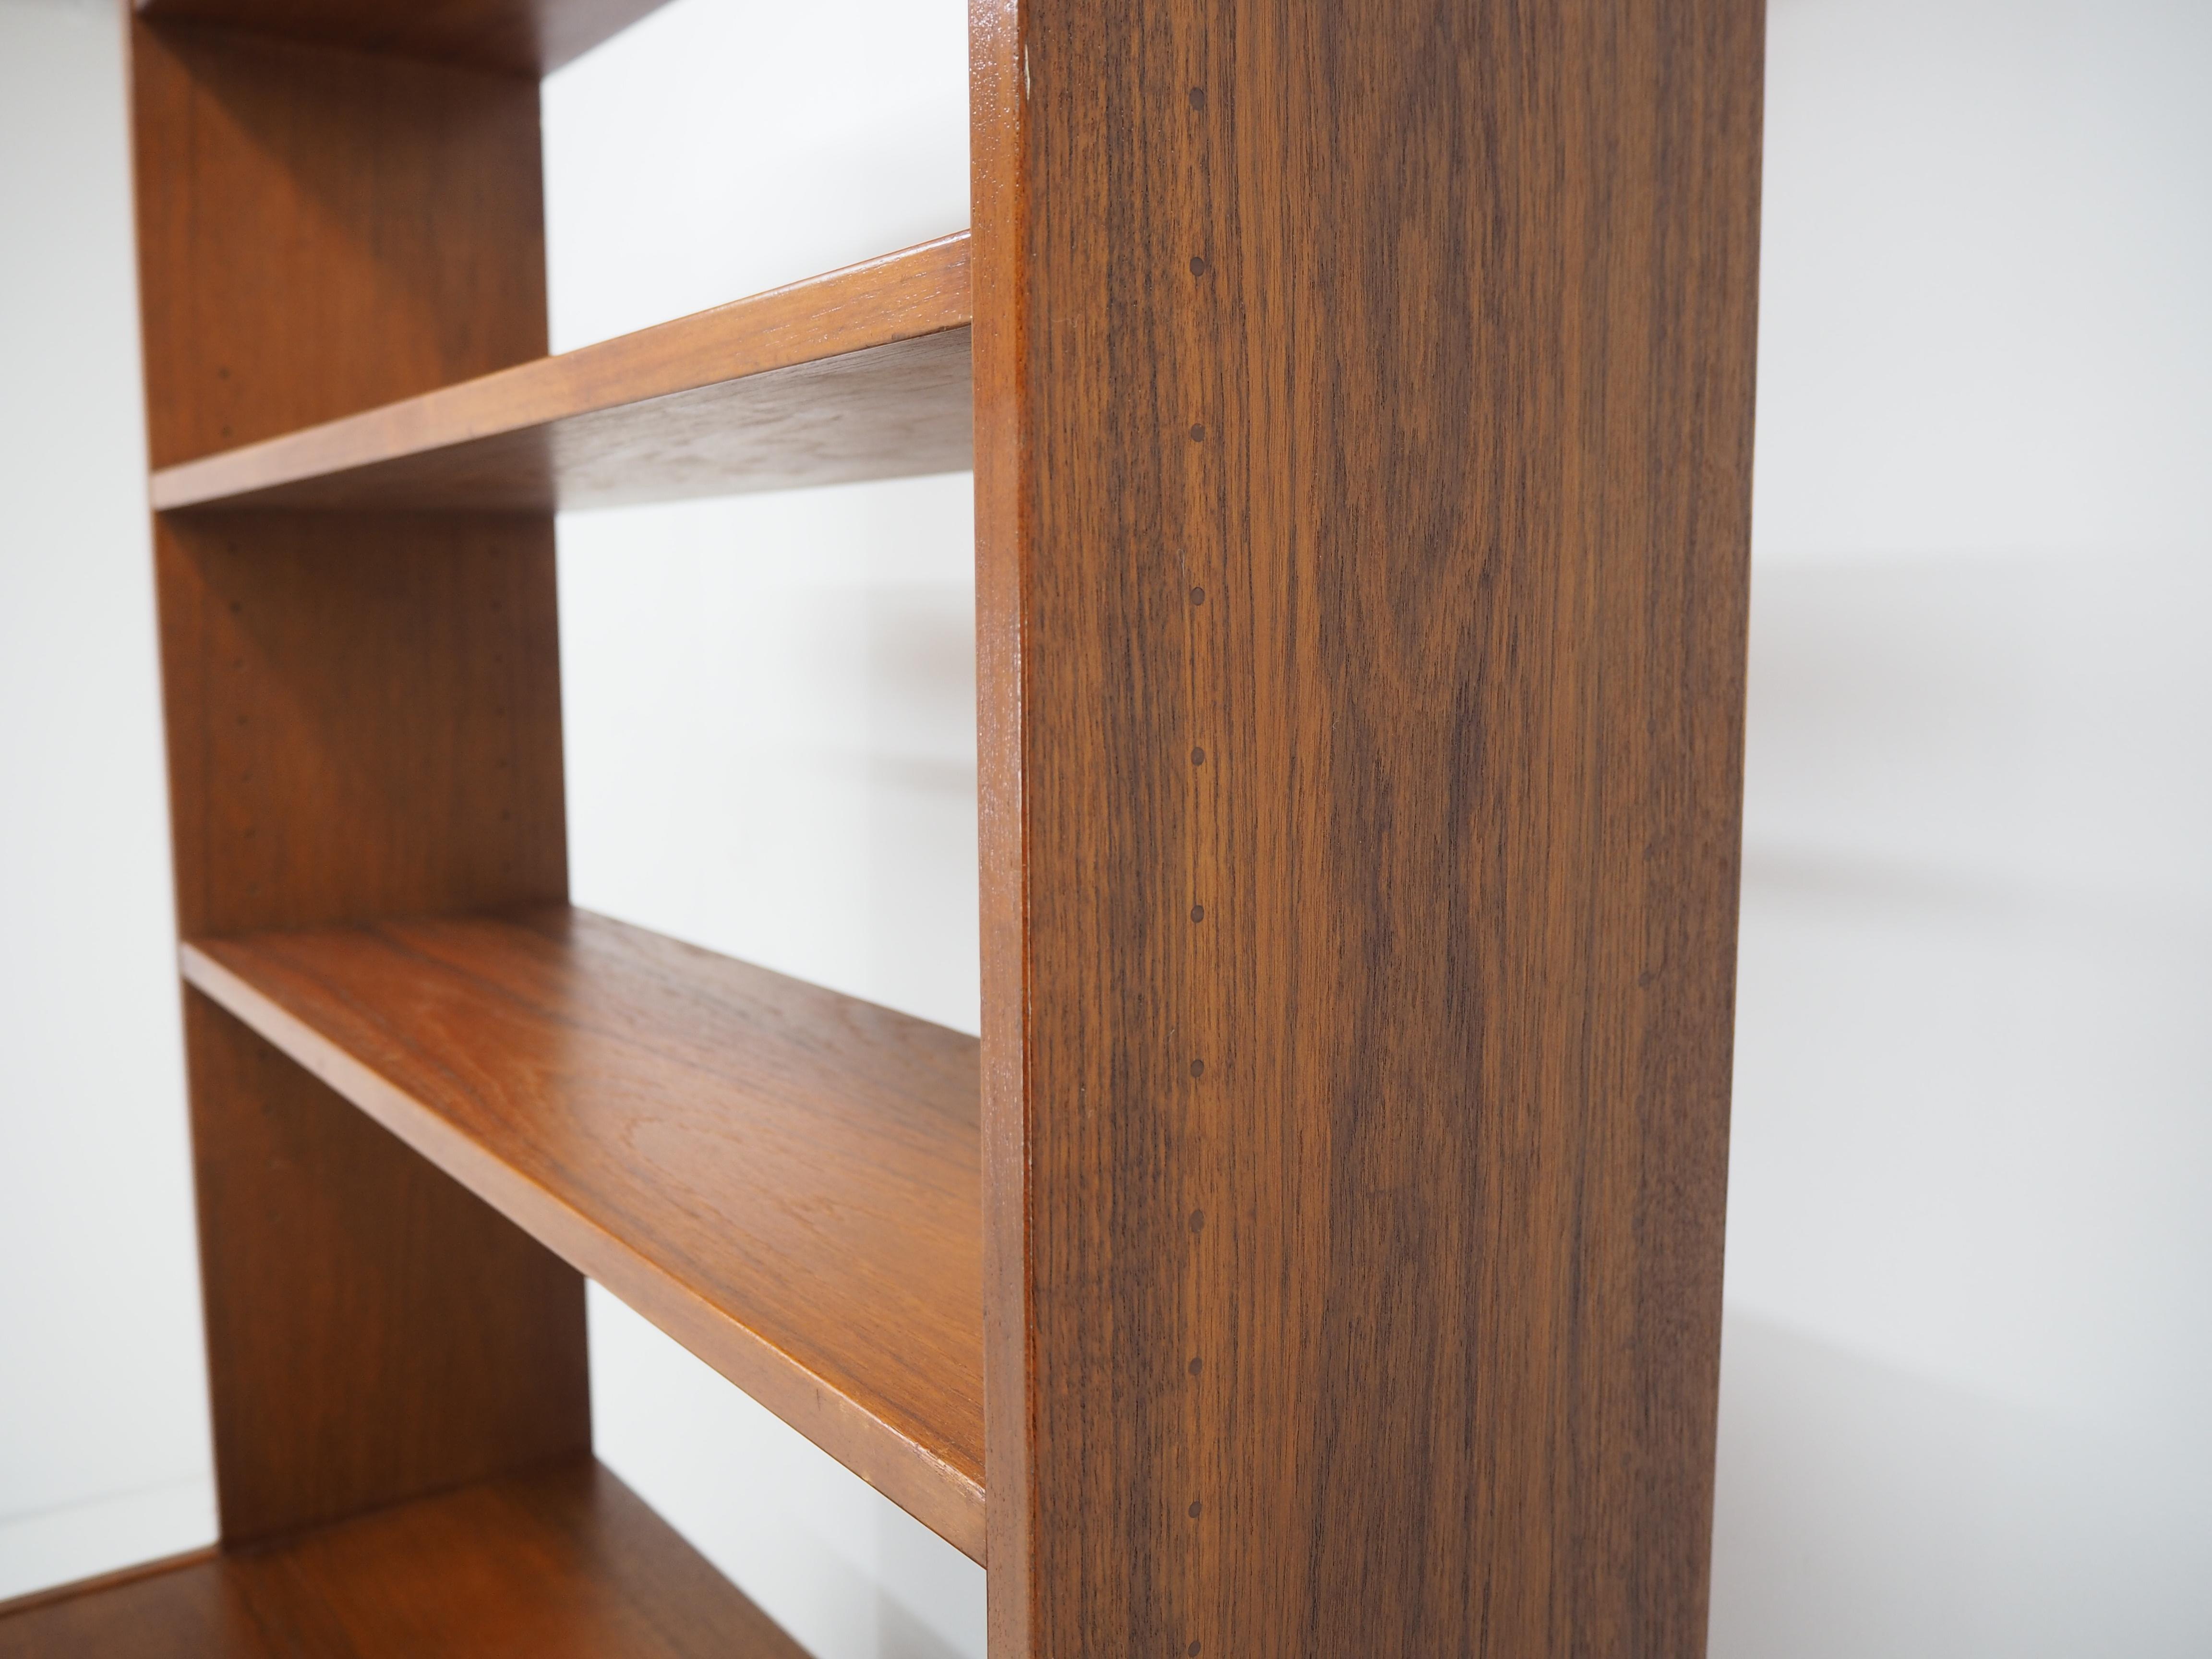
138,0,680,77
150,233,973,514
180,906,986,1561
0,1458,807,1657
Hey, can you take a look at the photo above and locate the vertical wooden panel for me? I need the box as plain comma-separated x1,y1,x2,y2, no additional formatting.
155,513,567,939
975,0,1765,1653
131,22,547,469
129,18,587,1543
186,990,587,1542
968,0,1032,1650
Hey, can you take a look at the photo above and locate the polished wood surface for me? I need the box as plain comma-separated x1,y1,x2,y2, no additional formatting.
131,17,589,1545
135,0,672,76
153,235,975,513
182,906,988,1560
976,0,1764,1653
188,987,589,1542
156,515,568,939
0,1460,807,1658
132,24,549,469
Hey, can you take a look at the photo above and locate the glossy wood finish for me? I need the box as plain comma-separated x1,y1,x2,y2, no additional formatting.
0,1460,808,1658
182,906,988,1560
975,1,1765,1653
153,235,975,514
131,16,589,1544
136,0,672,76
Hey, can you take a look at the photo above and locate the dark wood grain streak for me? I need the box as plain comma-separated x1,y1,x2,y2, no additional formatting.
181,907,988,1560
152,235,974,513
0,1461,808,1658
136,0,671,77
130,18,590,1546
977,1,1765,1653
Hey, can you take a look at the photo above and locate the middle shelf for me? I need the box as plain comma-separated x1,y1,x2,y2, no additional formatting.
150,231,974,514
180,904,986,1561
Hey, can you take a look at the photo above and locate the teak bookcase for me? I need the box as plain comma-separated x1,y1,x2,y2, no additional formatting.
0,0,1763,1653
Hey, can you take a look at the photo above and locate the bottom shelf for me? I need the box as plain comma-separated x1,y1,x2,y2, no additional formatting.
0,1460,804,1659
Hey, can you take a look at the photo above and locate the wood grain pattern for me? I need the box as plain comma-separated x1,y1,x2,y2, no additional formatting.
132,23,549,469
0,1460,808,1658
131,17,589,1546
152,235,975,513
976,1,1765,1653
182,906,988,1560
185,988,589,1543
156,514,568,939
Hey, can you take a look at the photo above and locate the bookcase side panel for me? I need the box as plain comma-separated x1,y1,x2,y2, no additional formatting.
980,0,1766,1652
131,21,548,470
184,988,588,1543
129,19,585,1545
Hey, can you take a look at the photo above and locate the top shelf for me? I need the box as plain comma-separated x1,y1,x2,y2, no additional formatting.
150,232,973,515
138,0,679,77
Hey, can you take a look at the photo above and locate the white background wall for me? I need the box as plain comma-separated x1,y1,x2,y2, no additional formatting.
1714,3,2212,1653
542,10,983,1653
0,0,214,1599
0,0,2205,1653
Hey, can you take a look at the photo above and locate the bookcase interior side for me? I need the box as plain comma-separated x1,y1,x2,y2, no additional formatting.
129,18,589,1545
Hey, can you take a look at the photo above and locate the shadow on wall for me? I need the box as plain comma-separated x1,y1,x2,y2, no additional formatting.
557,477,980,1038
1713,553,2212,1658
1710,1312,2210,1659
